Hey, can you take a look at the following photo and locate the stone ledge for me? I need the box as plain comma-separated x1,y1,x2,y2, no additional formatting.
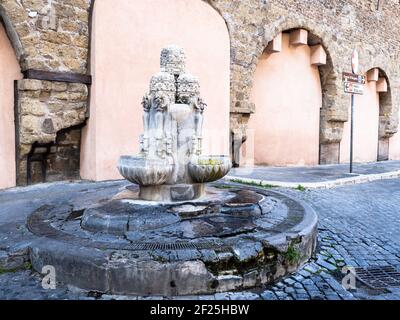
226,170,400,190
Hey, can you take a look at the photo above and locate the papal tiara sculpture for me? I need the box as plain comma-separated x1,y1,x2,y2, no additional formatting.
118,45,232,202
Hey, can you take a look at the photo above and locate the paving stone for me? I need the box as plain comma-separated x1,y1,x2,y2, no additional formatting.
298,269,312,278
261,291,278,300
284,287,295,294
316,258,338,271
2,177,400,300
293,274,305,282
214,293,231,300
304,263,321,274
294,282,304,289
326,294,341,300
229,292,260,300
283,278,296,286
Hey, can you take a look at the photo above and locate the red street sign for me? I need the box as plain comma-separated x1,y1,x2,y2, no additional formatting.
342,72,366,84
344,82,364,95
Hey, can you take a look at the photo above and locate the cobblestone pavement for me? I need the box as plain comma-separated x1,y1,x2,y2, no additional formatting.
230,160,400,183
0,179,399,300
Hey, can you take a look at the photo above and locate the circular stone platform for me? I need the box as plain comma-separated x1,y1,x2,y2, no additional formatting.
26,183,318,296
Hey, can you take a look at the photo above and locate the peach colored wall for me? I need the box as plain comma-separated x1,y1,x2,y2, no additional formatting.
0,24,22,189
81,0,230,181
341,80,380,163
245,33,322,166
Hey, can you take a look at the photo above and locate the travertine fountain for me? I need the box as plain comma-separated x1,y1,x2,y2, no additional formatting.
118,46,232,202
26,46,318,297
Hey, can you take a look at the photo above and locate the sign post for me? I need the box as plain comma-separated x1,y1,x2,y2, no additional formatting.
342,49,364,174
350,94,355,174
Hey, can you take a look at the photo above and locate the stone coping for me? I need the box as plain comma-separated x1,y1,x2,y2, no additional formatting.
226,170,400,190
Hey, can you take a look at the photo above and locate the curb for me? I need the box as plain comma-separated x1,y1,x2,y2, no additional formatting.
225,170,400,190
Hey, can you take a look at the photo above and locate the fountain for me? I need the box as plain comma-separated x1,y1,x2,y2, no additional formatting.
117,45,231,202
26,47,318,297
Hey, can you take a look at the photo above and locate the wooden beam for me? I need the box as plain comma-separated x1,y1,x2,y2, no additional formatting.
23,69,92,85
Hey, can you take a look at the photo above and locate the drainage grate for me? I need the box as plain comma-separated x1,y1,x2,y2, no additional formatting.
126,241,230,251
355,266,400,289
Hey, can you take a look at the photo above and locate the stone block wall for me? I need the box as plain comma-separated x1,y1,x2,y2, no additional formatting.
0,0,89,185
0,0,89,72
207,0,400,164
16,79,87,185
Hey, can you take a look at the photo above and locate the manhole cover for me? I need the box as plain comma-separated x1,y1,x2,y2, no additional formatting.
355,266,400,289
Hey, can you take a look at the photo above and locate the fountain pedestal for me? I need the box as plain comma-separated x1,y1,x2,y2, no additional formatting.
139,183,205,202
117,46,232,202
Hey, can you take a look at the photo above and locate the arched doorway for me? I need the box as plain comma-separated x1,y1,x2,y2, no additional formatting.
0,23,22,189
244,30,326,166
341,68,389,163
81,0,231,181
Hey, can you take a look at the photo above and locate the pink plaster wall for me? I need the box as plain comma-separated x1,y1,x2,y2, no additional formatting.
81,0,231,181
245,33,322,166
341,79,380,163
0,24,22,189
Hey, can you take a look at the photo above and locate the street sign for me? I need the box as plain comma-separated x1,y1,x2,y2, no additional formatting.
351,49,359,74
344,82,364,95
342,72,366,84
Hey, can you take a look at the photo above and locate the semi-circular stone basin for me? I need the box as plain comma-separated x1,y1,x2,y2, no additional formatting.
118,156,173,186
26,183,318,296
189,155,232,183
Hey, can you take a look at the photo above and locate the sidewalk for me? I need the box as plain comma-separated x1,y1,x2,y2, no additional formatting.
226,160,400,189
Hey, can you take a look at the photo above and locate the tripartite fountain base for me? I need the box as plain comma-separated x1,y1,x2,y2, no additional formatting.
27,183,318,296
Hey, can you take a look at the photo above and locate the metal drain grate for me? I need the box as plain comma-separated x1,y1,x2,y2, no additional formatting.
355,266,400,289
126,241,230,251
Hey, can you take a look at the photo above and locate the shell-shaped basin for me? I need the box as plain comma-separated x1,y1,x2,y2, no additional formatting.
188,155,232,183
118,156,173,186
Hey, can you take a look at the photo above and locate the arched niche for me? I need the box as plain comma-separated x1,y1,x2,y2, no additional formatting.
0,22,22,189
244,29,328,166
341,68,394,163
81,0,231,181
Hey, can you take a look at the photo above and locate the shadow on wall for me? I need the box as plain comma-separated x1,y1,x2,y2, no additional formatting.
81,0,231,182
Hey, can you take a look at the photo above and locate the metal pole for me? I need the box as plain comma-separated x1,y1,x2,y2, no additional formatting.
350,94,355,174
